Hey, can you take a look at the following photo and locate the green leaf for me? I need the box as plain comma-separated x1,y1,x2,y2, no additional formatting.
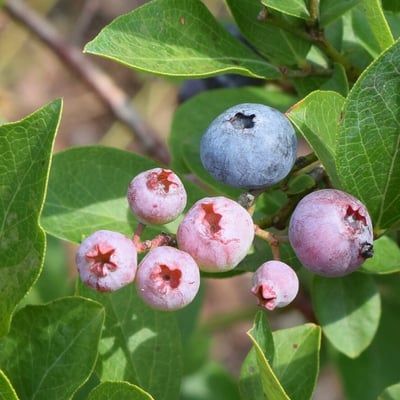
239,347,264,400
0,370,19,400
320,63,349,96
271,324,321,400
0,297,105,400
41,146,206,244
245,311,289,400
286,174,316,195
383,0,400,12
352,5,383,58
78,283,182,400
336,39,400,231
226,0,311,66
261,0,311,20
84,0,278,79
240,312,321,400
312,273,381,358
88,381,154,400
250,311,275,362
337,277,400,399
287,90,345,187
170,87,296,193
361,0,394,52
361,235,400,274
319,0,361,25
379,383,400,400
0,99,62,337
181,362,240,400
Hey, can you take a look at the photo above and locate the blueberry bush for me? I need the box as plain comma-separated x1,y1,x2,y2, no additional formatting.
1,0,400,399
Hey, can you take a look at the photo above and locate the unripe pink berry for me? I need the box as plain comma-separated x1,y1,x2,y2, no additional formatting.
135,246,200,311
127,168,187,225
176,196,255,272
76,230,138,292
251,260,299,310
288,189,374,277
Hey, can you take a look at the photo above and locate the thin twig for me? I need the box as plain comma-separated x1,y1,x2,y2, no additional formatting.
4,0,170,165
259,11,360,81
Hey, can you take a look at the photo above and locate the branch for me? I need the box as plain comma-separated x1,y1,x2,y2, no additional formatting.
4,0,170,165
258,8,360,82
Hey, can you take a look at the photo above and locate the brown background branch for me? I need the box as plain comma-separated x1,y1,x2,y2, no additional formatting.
4,0,170,165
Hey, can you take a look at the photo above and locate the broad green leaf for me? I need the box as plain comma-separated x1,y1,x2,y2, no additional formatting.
41,146,206,244
23,235,74,304
340,11,375,71
383,0,400,12
0,370,19,400
261,0,311,20
287,90,344,187
240,313,320,400
362,0,394,52
379,383,400,400
245,311,289,400
226,0,311,66
170,87,296,193
88,381,154,400
0,297,105,400
352,5,383,58
239,347,264,400
286,174,316,195
319,0,361,25
361,235,400,274
181,362,240,400
385,12,400,39
336,39,400,231
337,277,400,399
84,0,278,79
0,99,61,337
312,273,381,357
320,63,349,96
249,311,275,362
78,283,182,400
272,324,321,400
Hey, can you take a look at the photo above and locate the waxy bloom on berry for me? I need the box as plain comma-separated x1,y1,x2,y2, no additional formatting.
251,261,299,311
289,189,374,277
177,196,254,272
127,168,187,225
136,246,200,310
76,230,137,292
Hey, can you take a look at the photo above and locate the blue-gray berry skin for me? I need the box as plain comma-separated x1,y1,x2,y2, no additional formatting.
200,103,297,189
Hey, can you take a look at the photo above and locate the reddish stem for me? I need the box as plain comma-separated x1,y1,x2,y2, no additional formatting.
132,223,176,253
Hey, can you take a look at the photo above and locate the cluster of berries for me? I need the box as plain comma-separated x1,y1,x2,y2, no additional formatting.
76,103,374,313
75,166,297,311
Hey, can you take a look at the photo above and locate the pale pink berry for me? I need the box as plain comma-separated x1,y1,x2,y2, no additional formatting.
135,246,200,311
288,189,374,277
176,196,255,272
251,261,299,311
127,168,187,225
76,230,137,292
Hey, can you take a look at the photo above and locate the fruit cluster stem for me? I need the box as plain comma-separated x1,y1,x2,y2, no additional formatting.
254,225,281,260
133,223,176,253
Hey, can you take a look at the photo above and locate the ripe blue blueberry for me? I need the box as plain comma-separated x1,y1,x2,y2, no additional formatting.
200,103,297,189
